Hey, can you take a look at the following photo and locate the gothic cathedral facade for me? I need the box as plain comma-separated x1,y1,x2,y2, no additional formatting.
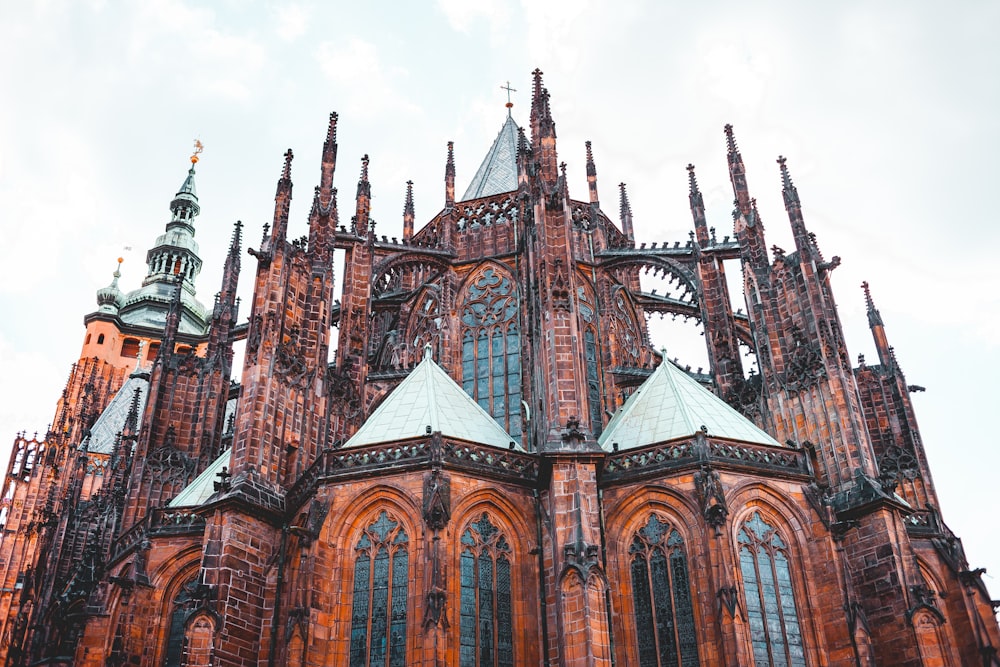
0,71,997,666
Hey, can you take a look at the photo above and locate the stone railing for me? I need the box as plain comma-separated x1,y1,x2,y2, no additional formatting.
151,508,207,536
603,436,809,484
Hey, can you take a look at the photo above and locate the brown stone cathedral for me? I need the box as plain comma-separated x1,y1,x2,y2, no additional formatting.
0,70,997,666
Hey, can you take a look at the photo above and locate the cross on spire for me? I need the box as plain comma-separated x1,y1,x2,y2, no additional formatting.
501,80,517,115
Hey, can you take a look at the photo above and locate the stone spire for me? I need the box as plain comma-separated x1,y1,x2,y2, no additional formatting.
445,141,455,209
403,180,415,242
863,281,893,369
687,164,709,247
585,141,599,206
778,156,812,261
355,154,372,236
618,182,634,242
270,149,294,244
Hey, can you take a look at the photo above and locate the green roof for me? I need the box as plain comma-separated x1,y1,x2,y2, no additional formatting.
598,360,779,451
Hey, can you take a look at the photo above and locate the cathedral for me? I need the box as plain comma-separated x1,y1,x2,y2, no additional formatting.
0,70,997,666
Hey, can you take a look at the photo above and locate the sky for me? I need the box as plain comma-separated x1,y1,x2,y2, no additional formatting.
1,1,997,597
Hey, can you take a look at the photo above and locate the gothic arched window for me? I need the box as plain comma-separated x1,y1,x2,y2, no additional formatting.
460,267,522,440
349,511,409,667
738,511,806,667
584,327,602,436
629,514,699,666
460,513,514,667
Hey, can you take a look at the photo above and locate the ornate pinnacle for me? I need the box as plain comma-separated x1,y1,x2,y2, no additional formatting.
281,149,294,181
585,141,596,176
686,163,701,196
229,220,243,257
445,142,455,177
724,123,739,159
404,180,415,217
325,112,339,145
777,155,799,204
619,182,633,229
862,281,884,328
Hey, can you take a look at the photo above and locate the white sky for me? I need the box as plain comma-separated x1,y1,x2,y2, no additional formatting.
1,1,997,596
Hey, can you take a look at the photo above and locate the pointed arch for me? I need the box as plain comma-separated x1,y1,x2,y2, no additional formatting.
347,509,411,667
181,612,216,667
735,510,806,667
458,262,522,440
458,512,515,667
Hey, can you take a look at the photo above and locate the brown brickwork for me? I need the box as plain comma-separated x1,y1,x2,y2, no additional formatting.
0,71,997,667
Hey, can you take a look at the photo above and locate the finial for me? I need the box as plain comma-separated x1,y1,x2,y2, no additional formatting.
619,182,632,221
724,124,739,158
585,141,594,170
501,80,516,116
360,154,369,182
113,257,123,284
230,220,243,255
191,139,204,165
282,148,294,180
404,180,414,216
777,155,799,204
862,281,884,328
326,112,339,145
423,343,433,360
686,163,701,197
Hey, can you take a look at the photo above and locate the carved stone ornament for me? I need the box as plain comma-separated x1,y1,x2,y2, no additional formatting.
782,325,826,392
718,585,740,617
423,585,449,630
694,464,729,530
422,470,451,531
877,445,920,493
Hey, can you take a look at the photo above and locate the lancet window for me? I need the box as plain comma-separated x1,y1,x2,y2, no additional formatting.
349,511,409,667
163,577,199,667
460,513,514,667
460,266,522,440
738,511,806,667
629,514,699,666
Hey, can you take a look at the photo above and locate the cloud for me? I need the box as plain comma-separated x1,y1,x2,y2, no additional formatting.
437,0,511,40
275,4,310,42
314,37,420,118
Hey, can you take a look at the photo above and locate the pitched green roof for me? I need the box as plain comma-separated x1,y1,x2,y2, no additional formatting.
343,349,519,450
168,448,231,507
598,360,779,451
461,114,519,201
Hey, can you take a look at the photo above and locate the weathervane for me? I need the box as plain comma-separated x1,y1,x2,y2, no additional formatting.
191,139,204,164
501,81,516,115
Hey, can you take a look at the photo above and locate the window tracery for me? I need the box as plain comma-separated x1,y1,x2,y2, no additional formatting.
609,287,641,368
629,514,699,666
738,511,806,666
459,513,514,667
460,266,522,440
349,511,409,667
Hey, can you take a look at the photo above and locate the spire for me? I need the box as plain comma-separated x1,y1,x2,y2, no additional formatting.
619,182,634,242
687,164,709,247
862,281,893,369
354,154,372,235
96,257,126,314
271,149,294,242
462,116,520,201
169,144,202,228
529,68,558,184
585,141,599,205
445,141,455,208
403,180,415,242
319,112,338,208
724,124,752,216
777,156,812,258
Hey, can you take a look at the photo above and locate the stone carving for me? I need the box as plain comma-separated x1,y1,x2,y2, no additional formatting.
782,325,826,392
694,464,729,530
422,470,451,531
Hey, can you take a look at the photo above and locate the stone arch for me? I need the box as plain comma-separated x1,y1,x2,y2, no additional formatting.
911,608,953,666
322,486,421,665
603,487,705,667
371,253,454,300
181,612,216,667
321,483,420,548
448,487,539,666
728,490,821,667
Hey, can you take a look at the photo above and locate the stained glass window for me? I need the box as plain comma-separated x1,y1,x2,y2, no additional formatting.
738,511,806,667
460,513,514,667
629,515,699,667
349,511,409,667
584,327,603,436
460,267,522,440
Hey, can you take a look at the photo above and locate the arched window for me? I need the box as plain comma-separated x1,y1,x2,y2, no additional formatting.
163,577,199,667
460,267,522,440
584,327,602,436
349,511,409,667
97,333,105,345
460,513,514,667
738,511,806,666
629,514,699,666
